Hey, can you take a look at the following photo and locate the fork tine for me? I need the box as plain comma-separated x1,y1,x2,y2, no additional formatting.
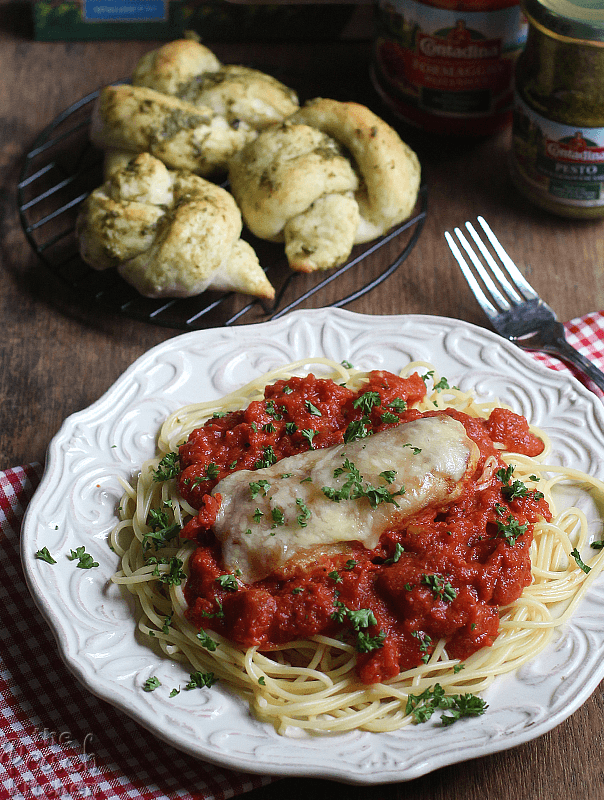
465,221,523,304
444,230,498,320
453,227,512,311
476,217,539,302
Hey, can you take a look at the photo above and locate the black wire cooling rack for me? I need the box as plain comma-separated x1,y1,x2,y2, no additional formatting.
18,87,428,331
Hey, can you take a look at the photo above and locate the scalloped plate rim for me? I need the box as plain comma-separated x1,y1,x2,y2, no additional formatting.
20,309,604,784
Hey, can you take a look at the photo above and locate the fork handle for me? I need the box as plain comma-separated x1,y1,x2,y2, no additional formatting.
538,336,604,393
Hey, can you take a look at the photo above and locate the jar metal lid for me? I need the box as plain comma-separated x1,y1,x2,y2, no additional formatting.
522,0,604,42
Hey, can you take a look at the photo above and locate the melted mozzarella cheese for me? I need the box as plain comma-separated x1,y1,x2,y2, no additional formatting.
212,415,479,583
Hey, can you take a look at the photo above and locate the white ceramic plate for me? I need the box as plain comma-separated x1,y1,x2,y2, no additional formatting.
21,309,604,784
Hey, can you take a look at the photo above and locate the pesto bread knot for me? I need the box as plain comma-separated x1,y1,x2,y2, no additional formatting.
76,153,274,301
132,39,299,131
228,99,421,273
91,84,256,178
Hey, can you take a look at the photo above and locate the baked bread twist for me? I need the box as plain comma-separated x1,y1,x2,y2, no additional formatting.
91,41,299,179
228,98,421,272
132,39,299,131
76,153,274,300
91,84,256,178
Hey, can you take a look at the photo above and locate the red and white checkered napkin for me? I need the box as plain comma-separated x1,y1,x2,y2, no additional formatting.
530,311,604,399
0,464,273,800
3,312,604,800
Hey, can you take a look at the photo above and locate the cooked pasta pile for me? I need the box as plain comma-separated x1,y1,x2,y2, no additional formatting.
110,358,604,734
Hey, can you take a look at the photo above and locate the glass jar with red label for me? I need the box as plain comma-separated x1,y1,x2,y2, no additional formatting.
371,0,527,136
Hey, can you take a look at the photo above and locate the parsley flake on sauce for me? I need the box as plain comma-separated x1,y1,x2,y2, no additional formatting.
421,574,456,602
216,574,238,591
255,446,277,469
35,547,56,564
353,392,381,415
305,401,322,416
496,515,528,546
299,429,317,449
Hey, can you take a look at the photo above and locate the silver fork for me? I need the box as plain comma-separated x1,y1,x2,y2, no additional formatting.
445,217,604,393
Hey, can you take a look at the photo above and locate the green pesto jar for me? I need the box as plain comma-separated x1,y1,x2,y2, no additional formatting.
509,0,604,218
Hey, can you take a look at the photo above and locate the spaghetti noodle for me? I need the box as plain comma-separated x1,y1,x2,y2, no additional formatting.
110,358,604,734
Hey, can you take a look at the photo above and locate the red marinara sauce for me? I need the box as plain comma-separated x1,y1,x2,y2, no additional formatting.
178,371,549,685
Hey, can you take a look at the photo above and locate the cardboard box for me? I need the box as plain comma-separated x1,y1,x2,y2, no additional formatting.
32,0,373,42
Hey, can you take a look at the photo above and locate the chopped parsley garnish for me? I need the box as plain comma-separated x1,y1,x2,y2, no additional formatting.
296,498,311,527
258,676,266,686
185,670,217,689
147,556,185,585
300,429,317,449
387,397,407,411
35,547,56,564
265,400,283,420
285,422,298,435
292,587,303,595
496,515,528,546
380,469,397,484
143,509,181,551
328,569,343,583
271,507,285,527
411,630,433,663
169,688,180,697
216,574,238,591
305,401,322,416
496,465,530,501
385,542,404,564
255,446,277,469
344,559,357,570
262,422,276,433
195,629,218,651
591,540,604,550
201,600,224,619
346,608,377,630
330,600,385,652
153,452,180,482
343,418,371,444
212,411,227,418
205,462,219,480
283,385,293,394
405,684,488,725
341,360,354,369
433,377,451,392
570,547,591,574
403,443,422,455
253,507,264,523
143,676,161,692
421,574,456,601
353,391,381,415
381,412,400,424
67,546,99,569
249,479,270,499
356,630,386,653
322,458,404,509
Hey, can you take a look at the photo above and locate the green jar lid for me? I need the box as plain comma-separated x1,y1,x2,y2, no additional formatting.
523,0,604,42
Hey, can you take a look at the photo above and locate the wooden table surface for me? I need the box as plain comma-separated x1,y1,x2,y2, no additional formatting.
2,2,604,798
